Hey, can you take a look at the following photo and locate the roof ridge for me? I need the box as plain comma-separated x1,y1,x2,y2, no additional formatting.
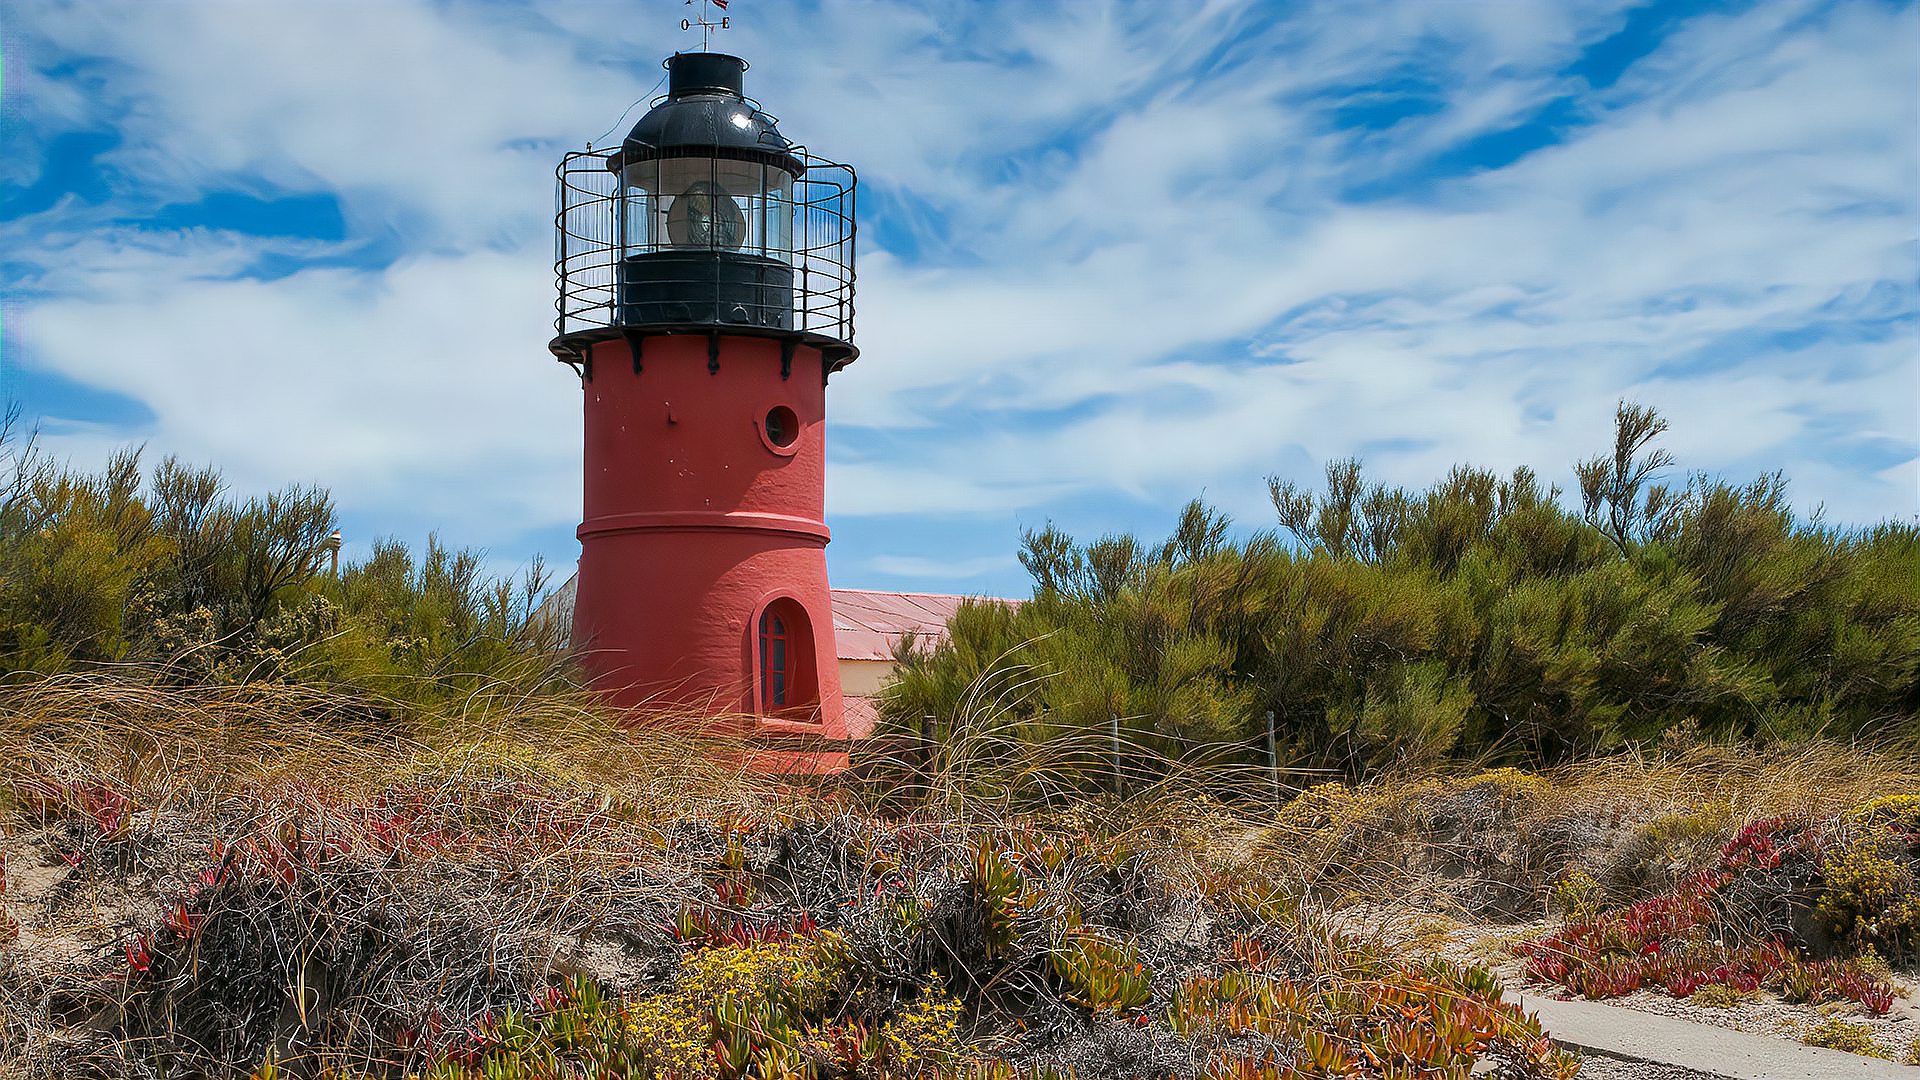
831,586,1017,602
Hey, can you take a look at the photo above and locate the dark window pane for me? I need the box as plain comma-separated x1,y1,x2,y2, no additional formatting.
765,406,798,448
761,607,793,710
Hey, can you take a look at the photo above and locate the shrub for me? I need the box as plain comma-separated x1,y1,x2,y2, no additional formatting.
1549,871,1605,923
1815,834,1920,959
1690,983,1751,1009
622,937,846,1078
882,403,1920,789
878,984,966,1073
1800,1017,1891,1059
0,435,566,707
1853,794,1920,833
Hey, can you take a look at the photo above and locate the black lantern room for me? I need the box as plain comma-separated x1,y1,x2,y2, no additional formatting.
552,52,857,371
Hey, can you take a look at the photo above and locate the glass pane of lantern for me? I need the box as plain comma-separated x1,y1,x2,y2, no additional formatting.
763,169,794,259
618,159,659,254
619,189,653,252
650,158,743,251
622,156,798,259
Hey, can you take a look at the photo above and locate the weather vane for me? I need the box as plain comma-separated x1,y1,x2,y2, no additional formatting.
682,0,731,51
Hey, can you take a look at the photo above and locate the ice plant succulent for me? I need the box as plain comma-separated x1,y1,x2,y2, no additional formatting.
1518,810,1906,1015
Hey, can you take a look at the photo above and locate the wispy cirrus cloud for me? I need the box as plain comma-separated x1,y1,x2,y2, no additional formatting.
865,553,1018,584
3,0,1915,597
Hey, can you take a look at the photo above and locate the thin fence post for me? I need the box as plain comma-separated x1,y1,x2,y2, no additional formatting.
1266,709,1280,808
918,713,933,796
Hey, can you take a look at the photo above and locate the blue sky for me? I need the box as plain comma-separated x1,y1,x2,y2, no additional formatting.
3,0,1916,599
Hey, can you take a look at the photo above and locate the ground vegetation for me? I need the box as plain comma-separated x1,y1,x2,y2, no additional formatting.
5,400,1918,1075
0,677,1586,1080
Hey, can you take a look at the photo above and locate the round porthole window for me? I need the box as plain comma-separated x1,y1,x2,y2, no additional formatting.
764,405,799,449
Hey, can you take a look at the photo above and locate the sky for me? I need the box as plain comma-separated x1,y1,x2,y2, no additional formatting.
2,0,1916,600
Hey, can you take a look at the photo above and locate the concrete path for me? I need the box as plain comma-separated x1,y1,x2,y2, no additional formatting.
1505,991,1919,1079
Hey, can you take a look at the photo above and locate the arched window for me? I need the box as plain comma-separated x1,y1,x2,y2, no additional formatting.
757,598,816,716
760,607,791,709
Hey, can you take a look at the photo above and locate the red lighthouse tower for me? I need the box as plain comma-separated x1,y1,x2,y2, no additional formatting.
550,51,858,764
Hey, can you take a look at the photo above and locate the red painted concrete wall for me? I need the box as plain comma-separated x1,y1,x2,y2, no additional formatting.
572,333,846,749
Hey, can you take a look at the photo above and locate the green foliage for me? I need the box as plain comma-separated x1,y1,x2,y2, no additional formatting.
1800,1017,1892,1059
881,403,1920,784
1688,983,1752,1009
1049,933,1153,1013
0,440,163,669
0,416,564,705
1816,830,1920,959
1548,871,1604,923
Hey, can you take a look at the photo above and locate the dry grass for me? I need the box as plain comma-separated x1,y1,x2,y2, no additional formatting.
0,673,1303,1078
0,671,1911,1078
1243,741,1920,926
1529,740,1920,823
0,674,819,1077
0,671,793,814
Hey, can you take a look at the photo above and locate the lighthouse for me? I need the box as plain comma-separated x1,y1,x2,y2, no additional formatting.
549,49,857,765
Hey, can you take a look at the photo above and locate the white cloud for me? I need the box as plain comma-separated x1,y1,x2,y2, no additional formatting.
822,0,1918,527
16,231,580,537
9,0,664,251
866,553,1017,581
4,0,1915,591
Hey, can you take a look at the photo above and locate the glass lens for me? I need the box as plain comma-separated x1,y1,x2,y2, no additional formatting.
670,180,743,249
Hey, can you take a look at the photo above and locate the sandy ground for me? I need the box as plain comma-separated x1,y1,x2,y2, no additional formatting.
1574,1055,1728,1079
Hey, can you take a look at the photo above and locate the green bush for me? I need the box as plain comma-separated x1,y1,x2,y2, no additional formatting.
881,404,1920,788
0,413,566,707
1549,871,1605,923
1816,833,1920,960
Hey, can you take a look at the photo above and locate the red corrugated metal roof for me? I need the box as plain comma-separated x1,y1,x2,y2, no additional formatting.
841,693,880,740
829,588,986,661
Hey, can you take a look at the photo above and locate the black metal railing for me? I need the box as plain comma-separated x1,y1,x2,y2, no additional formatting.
554,148,856,345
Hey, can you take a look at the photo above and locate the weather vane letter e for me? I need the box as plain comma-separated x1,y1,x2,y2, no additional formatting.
683,0,731,51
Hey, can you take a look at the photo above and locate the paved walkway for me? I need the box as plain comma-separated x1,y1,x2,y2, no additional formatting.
1506,991,1919,1079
